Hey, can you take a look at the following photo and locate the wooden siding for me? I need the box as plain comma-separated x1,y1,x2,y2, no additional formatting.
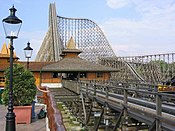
80,72,110,81
41,72,61,83
63,53,79,58
33,72,41,87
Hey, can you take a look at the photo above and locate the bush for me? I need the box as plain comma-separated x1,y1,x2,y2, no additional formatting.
2,64,37,106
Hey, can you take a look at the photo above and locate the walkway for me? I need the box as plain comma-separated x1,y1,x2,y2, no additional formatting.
0,104,46,131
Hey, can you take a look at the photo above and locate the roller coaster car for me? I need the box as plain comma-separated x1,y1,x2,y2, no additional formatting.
158,77,175,93
158,85,175,93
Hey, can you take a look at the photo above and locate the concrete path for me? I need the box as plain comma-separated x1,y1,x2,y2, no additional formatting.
0,104,46,131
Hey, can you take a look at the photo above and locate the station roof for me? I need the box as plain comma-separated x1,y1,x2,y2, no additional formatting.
42,57,118,72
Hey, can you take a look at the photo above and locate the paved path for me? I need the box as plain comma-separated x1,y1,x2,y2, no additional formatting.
0,104,46,131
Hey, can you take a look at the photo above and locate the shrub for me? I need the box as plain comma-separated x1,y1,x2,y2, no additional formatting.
2,64,37,106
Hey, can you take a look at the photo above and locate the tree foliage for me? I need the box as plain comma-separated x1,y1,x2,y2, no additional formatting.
2,64,37,106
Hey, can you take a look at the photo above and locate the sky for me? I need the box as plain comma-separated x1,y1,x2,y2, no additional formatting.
0,0,175,61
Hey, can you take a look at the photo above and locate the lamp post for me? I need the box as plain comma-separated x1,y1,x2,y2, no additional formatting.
2,5,22,131
24,42,33,70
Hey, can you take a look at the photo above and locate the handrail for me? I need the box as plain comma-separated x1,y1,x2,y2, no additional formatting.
36,86,49,104
46,89,66,131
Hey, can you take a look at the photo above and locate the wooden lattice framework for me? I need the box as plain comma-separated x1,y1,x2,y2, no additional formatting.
35,3,116,62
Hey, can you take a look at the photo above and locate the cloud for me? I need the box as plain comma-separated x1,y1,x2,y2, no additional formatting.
106,0,130,9
102,0,175,56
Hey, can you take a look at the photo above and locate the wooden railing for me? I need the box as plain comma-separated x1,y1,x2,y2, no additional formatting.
36,86,66,131
62,80,80,94
36,86,48,104
46,90,66,131
62,80,175,130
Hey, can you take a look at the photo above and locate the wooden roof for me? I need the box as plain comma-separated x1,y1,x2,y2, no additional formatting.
1,43,9,55
61,37,82,55
0,43,18,59
66,36,76,49
0,62,56,72
42,57,118,72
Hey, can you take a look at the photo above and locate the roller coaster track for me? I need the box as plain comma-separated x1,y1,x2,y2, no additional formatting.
83,83,175,130
60,80,175,130
124,61,145,82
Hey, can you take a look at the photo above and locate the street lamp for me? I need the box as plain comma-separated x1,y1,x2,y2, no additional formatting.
24,42,33,70
2,5,22,131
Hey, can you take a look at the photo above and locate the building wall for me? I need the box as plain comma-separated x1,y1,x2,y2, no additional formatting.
33,72,41,87
0,59,9,64
80,72,110,81
0,72,5,87
41,72,61,84
64,53,79,58
0,70,110,88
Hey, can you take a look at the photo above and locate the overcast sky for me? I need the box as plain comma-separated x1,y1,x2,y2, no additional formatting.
0,0,175,60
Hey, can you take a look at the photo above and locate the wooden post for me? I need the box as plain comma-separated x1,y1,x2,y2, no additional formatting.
156,93,162,131
94,108,104,131
86,83,88,95
105,86,109,130
106,86,109,99
94,84,96,97
124,87,128,117
39,70,42,87
120,86,129,130
104,104,109,131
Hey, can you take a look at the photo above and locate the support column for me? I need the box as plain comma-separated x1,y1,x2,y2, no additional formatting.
122,86,128,130
123,87,128,118
104,104,110,131
92,99,101,130
156,93,162,131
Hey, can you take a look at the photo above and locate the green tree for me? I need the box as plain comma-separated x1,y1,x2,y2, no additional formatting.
2,64,37,106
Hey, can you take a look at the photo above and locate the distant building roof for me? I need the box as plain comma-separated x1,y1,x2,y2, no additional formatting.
0,61,56,72
42,57,118,72
1,43,9,55
18,61,56,71
0,43,18,59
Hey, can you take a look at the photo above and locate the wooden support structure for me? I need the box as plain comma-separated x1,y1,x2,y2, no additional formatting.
80,92,87,123
149,119,156,131
156,93,162,131
94,108,104,131
113,108,124,131
123,87,128,119
49,80,175,130
86,103,93,125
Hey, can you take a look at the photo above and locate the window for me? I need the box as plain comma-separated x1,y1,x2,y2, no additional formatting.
96,72,103,78
52,72,58,78
67,73,78,80
80,72,87,78
0,77,5,82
